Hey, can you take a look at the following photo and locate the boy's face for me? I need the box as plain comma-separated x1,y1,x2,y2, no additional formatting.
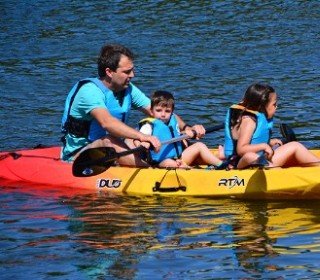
151,105,173,124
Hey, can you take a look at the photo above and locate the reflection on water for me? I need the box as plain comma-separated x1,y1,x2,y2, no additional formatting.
3,191,318,278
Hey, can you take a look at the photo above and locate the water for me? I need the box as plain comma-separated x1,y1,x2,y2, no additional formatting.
1,191,320,279
1,0,320,278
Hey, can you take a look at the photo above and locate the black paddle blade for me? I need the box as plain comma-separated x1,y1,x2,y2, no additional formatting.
280,123,297,143
72,147,117,177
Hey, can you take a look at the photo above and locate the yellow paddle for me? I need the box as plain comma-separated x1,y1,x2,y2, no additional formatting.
72,123,224,177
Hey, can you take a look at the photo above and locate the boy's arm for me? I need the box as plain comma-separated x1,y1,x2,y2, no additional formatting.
175,114,205,139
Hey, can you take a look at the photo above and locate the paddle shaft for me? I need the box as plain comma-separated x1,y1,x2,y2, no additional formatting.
72,123,225,176
114,123,225,159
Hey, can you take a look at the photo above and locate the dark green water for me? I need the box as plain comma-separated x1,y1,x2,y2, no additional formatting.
1,1,320,279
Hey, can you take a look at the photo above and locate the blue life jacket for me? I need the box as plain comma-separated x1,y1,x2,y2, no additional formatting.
61,78,132,142
224,104,273,157
139,114,183,163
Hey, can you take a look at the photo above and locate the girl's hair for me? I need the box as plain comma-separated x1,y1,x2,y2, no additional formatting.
151,90,175,110
230,83,275,127
240,83,275,113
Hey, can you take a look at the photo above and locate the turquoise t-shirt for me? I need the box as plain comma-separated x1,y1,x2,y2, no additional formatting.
62,80,150,161
70,82,107,119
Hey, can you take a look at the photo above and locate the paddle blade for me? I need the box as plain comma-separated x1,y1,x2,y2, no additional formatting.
280,123,297,143
72,147,117,177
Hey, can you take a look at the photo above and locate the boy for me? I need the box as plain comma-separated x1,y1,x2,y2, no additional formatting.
134,91,225,169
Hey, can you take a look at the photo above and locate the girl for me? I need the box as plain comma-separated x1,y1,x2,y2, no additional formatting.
224,83,319,169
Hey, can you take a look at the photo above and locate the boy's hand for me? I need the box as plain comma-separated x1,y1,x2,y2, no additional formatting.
184,124,205,139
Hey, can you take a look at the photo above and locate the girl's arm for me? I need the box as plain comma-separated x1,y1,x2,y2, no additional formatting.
237,117,273,158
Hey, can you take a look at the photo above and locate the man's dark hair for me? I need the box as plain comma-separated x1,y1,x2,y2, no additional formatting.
98,44,134,77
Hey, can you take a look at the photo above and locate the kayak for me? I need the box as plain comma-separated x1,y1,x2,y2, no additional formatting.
1,146,320,199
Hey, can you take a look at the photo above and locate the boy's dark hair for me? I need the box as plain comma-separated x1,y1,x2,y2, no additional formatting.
98,44,134,77
151,90,175,110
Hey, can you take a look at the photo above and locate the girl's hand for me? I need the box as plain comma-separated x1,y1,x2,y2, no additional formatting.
264,144,274,160
270,138,283,147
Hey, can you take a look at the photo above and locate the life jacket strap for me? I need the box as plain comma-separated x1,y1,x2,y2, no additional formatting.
64,115,91,138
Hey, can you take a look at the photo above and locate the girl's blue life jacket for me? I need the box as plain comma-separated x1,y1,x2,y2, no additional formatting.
224,104,273,158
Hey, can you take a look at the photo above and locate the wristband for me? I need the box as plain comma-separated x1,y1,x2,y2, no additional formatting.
182,124,191,130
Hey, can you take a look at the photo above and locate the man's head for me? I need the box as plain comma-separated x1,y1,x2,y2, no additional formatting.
98,44,135,92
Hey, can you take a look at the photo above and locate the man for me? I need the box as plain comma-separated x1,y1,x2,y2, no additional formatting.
61,44,204,166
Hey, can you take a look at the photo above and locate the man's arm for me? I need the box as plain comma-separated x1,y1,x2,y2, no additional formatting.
91,108,160,150
139,105,153,117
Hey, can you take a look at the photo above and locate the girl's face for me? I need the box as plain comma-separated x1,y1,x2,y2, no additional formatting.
265,92,278,119
152,105,173,123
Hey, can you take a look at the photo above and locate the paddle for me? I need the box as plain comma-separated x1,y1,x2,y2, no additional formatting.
280,123,297,143
72,123,224,177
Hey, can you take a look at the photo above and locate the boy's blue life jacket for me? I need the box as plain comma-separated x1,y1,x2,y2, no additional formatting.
139,114,183,163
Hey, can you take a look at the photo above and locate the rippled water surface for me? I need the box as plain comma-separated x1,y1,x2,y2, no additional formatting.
1,0,320,279
1,191,320,279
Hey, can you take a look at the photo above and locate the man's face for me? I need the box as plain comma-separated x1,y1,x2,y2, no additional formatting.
110,55,134,92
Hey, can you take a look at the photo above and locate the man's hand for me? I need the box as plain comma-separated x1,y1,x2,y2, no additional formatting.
140,134,161,152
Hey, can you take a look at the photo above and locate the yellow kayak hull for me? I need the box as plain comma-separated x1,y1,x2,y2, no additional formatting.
1,146,320,199
94,163,320,199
